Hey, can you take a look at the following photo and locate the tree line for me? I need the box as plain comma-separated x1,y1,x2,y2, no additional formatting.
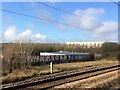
1,42,120,76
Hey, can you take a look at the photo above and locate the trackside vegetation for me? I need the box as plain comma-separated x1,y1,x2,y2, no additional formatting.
1,42,120,84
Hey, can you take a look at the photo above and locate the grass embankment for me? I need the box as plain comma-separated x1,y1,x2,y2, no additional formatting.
54,70,120,89
1,59,119,84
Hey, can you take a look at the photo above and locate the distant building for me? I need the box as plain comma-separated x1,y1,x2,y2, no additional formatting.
65,42,105,48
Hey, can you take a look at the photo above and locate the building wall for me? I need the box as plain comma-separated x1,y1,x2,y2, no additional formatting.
65,42,105,48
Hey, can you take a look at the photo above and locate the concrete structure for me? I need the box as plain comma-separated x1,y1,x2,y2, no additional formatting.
65,42,105,48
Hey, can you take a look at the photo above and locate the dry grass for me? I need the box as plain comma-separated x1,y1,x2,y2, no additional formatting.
2,70,34,84
53,60,118,71
1,69,58,84
54,70,119,88
2,59,119,84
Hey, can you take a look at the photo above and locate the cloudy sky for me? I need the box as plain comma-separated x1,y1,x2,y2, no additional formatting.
1,1,118,43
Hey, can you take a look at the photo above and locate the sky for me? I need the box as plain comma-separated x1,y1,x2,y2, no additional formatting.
1,1,118,43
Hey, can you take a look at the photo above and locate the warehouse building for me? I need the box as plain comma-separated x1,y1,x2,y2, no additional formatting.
32,51,94,65
65,42,105,48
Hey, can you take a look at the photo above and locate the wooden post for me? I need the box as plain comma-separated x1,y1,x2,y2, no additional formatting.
50,62,53,74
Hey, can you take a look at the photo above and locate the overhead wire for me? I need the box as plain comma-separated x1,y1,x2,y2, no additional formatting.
0,8,94,31
36,2,103,26
110,0,120,6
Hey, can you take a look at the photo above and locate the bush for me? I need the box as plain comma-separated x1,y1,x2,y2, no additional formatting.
101,52,119,61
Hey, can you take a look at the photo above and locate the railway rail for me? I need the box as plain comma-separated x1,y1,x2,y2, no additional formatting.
2,64,120,90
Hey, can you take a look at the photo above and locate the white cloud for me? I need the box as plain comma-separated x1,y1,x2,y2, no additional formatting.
63,8,118,41
94,21,118,33
3,25,47,43
19,29,33,42
3,25,17,42
64,8,104,30
34,33,46,42
92,21,118,41
35,33,46,39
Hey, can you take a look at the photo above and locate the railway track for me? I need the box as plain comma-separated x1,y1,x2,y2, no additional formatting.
2,64,120,90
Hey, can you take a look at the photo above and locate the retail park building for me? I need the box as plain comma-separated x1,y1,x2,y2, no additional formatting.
65,42,105,48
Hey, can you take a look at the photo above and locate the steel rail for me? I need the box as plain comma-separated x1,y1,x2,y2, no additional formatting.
2,64,120,90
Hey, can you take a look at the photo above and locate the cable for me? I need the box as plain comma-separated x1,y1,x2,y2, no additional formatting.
110,0,120,6
0,8,94,31
36,2,103,26
1,9,57,23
